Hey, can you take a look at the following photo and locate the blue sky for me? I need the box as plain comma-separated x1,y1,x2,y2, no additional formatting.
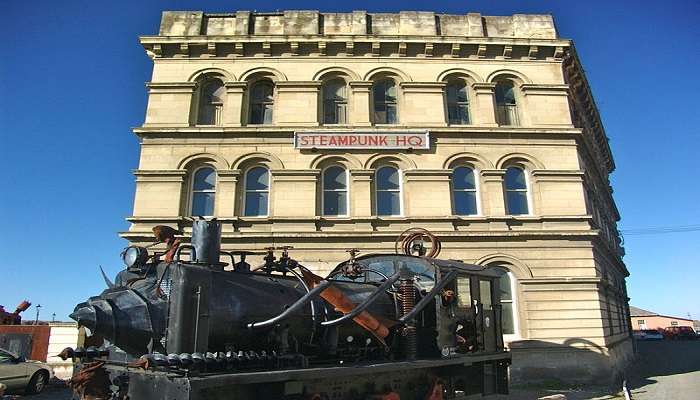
1,0,698,322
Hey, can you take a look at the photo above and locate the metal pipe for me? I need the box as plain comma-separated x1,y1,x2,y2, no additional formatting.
175,245,196,262
284,267,319,342
193,286,202,352
398,270,459,323
247,280,333,329
320,272,400,327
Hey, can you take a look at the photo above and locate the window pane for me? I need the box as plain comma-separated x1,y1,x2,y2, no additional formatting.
504,167,526,190
453,167,475,190
192,192,215,216
454,191,477,215
498,273,512,301
246,167,269,190
252,82,273,101
377,167,399,190
506,191,529,215
244,192,268,216
377,191,400,216
193,168,216,191
495,81,516,105
324,191,347,216
374,108,387,124
386,104,397,124
480,280,492,309
324,79,346,100
323,167,346,190
250,105,263,124
456,277,472,308
337,103,347,124
263,104,273,124
501,302,515,334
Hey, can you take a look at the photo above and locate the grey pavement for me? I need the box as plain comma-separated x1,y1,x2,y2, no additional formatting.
627,340,700,400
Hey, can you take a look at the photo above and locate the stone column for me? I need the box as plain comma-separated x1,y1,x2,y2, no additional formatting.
270,169,319,217
223,82,247,126
399,82,447,126
520,84,572,127
216,170,241,217
403,169,452,217
348,81,373,126
471,82,498,126
144,83,196,126
132,170,187,217
349,169,373,230
480,169,506,216
274,81,321,126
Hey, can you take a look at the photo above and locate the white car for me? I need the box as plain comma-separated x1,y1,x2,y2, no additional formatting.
0,347,54,395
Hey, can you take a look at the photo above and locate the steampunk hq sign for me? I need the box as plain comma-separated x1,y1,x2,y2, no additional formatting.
294,131,430,150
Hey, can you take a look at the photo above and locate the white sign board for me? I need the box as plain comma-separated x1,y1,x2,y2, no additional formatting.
294,131,430,150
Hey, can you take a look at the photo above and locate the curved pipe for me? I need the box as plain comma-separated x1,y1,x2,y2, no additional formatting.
247,280,333,329
320,272,401,327
398,270,459,323
175,245,196,262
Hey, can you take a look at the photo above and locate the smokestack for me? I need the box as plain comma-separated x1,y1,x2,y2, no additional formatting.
191,218,221,265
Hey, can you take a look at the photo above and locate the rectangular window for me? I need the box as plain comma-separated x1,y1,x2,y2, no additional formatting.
323,191,347,216
479,280,492,310
637,319,645,326
671,321,678,326
456,277,471,308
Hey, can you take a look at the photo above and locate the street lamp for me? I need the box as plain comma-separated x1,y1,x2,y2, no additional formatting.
34,304,42,325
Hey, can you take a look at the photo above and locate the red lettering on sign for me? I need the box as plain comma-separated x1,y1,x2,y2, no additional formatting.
299,136,309,146
328,136,338,145
349,136,358,145
379,136,388,145
408,136,422,146
395,135,407,146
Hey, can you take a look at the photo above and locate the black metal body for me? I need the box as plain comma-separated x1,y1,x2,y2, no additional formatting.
70,221,510,399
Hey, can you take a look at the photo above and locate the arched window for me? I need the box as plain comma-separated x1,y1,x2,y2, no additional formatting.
376,166,401,216
323,79,348,124
190,167,216,216
196,79,225,125
249,81,274,124
322,166,348,216
372,79,398,124
452,166,478,215
244,167,269,217
491,267,517,336
504,167,529,215
495,80,519,126
446,79,470,125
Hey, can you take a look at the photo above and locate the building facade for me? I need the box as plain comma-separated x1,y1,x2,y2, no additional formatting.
629,306,695,331
125,10,632,383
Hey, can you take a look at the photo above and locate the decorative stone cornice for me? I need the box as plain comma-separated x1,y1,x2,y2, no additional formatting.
399,82,447,93
270,169,320,181
531,169,584,182
133,169,187,182
146,82,196,94
403,169,452,181
471,82,496,94
520,83,570,96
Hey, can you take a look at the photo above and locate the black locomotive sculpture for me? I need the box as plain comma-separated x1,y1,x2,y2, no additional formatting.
68,220,510,399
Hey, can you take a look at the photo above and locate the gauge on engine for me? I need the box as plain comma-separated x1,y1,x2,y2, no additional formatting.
122,246,149,268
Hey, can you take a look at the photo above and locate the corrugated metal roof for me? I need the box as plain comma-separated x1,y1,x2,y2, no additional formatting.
629,306,658,317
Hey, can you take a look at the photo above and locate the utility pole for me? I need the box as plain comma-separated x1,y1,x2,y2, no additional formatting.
34,304,42,325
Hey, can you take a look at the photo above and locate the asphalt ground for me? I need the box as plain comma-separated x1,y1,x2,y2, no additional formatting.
3,339,698,399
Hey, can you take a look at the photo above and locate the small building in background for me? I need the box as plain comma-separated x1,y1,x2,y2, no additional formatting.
0,321,79,380
629,306,695,331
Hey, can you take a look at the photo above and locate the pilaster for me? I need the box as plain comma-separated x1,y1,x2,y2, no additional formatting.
471,83,498,126
223,82,247,126
348,81,372,126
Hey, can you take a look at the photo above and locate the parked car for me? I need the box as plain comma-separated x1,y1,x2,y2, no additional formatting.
663,326,698,340
632,329,664,340
0,347,54,394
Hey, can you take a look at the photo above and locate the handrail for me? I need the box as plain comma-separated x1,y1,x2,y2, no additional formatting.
398,270,459,323
247,280,333,329
320,272,401,327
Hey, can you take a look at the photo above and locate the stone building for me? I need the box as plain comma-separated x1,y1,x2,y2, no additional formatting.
124,10,632,383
